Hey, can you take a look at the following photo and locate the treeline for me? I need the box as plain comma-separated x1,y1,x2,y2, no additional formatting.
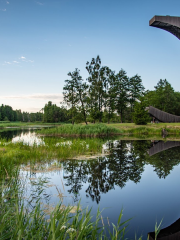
1,55,180,124
144,79,180,115
62,55,180,124
43,101,70,123
0,105,43,122
63,55,145,124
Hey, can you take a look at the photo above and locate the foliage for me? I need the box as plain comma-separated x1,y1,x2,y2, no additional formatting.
43,101,69,123
0,104,43,122
133,99,150,125
62,56,146,124
86,56,105,123
144,79,179,116
63,69,89,125
0,165,163,240
0,137,105,178
2,57,180,125
114,69,129,123
129,75,145,121
38,123,122,137
0,170,134,240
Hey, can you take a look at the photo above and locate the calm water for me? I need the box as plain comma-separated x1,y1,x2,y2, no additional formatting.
1,129,180,239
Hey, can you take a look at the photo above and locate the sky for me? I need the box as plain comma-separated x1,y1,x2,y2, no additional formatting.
1,0,180,112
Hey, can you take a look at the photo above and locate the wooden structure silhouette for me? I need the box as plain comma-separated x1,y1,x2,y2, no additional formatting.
148,106,180,123
148,141,180,156
149,15,180,40
148,218,180,240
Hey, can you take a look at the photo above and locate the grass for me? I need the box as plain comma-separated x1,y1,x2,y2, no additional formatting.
37,124,122,137
2,122,180,136
0,121,61,129
0,130,165,239
36,122,180,137
0,169,161,240
0,137,105,178
107,122,180,136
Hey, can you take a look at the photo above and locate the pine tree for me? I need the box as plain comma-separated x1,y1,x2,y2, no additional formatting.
133,98,149,125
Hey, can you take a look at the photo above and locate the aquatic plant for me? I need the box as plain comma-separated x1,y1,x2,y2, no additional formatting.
0,137,105,178
0,121,61,129
0,171,137,240
37,124,122,137
108,123,180,136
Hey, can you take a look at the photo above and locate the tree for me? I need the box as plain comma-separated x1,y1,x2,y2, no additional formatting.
133,98,150,125
154,79,177,114
70,69,88,125
63,69,87,124
43,101,69,123
101,67,115,123
0,104,18,121
114,69,129,123
129,75,145,121
86,55,107,123
16,110,23,121
174,92,180,116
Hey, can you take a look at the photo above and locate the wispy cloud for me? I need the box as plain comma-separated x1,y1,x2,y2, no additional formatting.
19,56,34,63
3,56,34,66
36,1,44,6
1,8,6,11
6,1,9,4
1,94,63,101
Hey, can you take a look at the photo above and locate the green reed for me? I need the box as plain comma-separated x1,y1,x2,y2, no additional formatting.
0,137,105,178
0,169,161,240
37,124,122,137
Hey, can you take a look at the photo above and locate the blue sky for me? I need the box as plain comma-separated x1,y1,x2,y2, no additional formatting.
1,0,180,112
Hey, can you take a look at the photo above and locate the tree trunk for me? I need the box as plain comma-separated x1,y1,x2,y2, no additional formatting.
83,110,87,125
120,110,123,123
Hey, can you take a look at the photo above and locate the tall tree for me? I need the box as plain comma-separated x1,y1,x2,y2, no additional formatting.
86,55,107,123
129,74,145,121
154,79,176,114
63,71,79,124
102,67,115,124
133,97,150,125
63,69,88,124
72,69,88,125
114,69,129,123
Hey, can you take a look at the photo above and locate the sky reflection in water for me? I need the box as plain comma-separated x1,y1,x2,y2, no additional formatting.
2,130,180,239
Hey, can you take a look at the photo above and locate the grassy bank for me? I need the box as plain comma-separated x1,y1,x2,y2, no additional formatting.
0,169,129,240
0,169,160,240
108,123,180,136
0,121,61,129
0,137,105,177
37,124,122,137
37,122,180,137
3,122,180,136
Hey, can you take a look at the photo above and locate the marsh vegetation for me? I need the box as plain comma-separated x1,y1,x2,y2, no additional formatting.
0,128,180,239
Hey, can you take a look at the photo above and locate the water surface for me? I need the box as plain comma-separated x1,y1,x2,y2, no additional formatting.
1,129,180,239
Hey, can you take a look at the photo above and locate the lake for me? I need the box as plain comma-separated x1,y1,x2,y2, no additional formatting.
1,129,180,239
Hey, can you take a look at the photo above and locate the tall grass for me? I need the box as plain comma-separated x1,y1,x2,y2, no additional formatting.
108,123,180,136
0,141,163,239
37,123,180,137
0,122,61,129
38,124,122,137
0,137,105,178
126,127,162,136
0,170,142,240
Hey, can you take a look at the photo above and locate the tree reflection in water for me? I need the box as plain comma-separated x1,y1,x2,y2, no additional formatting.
62,140,180,203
